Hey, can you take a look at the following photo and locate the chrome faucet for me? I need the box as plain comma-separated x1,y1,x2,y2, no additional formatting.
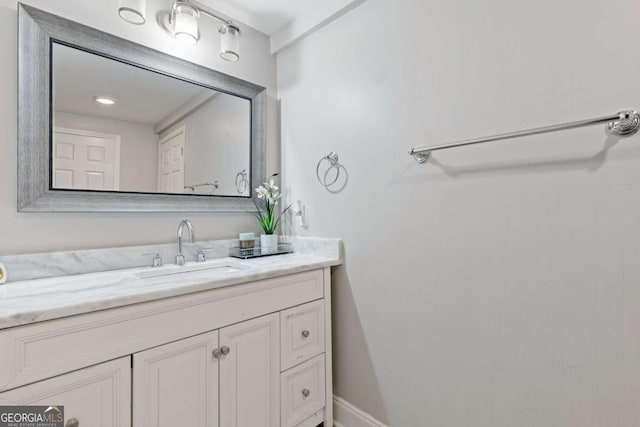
176,219,195,266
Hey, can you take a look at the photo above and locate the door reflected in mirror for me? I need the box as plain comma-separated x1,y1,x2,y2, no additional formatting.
51,43,252,197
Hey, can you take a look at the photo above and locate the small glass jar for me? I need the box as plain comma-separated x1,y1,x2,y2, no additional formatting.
239,233,255,249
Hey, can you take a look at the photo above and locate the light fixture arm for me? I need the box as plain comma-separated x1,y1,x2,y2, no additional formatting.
193,2,233,26
196,3,241,38
167,0,232,26
169,0,231,27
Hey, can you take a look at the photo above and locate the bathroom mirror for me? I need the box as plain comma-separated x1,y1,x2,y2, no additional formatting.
18,4,266,212
52,43,252,197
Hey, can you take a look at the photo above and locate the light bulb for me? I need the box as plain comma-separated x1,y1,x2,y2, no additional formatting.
172,1,199,44
118,0,146,25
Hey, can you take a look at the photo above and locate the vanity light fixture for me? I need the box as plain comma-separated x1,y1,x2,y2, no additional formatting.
159,0,241,62
118,0,146,25
94,96,116,105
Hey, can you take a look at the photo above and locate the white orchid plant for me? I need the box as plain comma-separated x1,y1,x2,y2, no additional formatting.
254,174,291,235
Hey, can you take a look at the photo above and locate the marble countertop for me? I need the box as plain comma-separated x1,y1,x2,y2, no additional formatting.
0,252,341,330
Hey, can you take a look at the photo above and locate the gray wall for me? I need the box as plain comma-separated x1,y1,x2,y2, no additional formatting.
0,0,278,254
54,112,158,193
181,94,251,196
278,0,640,425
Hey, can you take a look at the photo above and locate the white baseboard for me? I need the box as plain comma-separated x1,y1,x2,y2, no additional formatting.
333,396,388,427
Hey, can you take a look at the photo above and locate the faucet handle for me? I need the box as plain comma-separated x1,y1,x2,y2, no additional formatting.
195,247,216,263
142,253,164,268
153,254,163,267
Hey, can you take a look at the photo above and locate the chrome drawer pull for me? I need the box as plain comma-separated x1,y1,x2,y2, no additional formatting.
301,330,310,338
302,388,310,398
66,418,80,427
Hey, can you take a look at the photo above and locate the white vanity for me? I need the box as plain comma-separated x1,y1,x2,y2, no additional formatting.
0,245,341,427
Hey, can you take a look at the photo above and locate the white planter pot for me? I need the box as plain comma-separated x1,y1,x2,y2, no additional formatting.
260,234,279,253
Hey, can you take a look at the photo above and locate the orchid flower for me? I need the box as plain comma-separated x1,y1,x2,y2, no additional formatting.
253,174,291,235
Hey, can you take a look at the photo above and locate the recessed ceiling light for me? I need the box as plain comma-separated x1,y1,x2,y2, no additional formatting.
94,96,116,105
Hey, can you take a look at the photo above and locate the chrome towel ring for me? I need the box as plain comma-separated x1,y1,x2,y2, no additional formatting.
316,152,340,187
235,169,248,195
316,152,348,193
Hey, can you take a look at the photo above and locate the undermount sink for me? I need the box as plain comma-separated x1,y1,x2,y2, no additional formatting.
136,261,248,279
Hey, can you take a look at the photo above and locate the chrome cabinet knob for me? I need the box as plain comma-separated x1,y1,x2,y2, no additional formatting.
302,388,310,398
301,330,310,338
212,346,231,359
66,418,80,427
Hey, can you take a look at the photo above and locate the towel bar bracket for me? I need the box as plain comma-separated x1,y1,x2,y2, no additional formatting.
608,110,640,136
412,151,430,164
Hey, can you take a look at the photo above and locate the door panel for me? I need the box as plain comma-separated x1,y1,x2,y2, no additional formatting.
158,126,185,193
53,128,120,191
133,331,219,427
220,314,280,427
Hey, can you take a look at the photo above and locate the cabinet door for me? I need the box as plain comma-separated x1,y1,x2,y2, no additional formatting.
133,331,219,427
219,313,280,427
0,357,131,427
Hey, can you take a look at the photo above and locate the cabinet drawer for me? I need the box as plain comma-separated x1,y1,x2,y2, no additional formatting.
281,300,325,371
281,355,325,427
0,357,131,427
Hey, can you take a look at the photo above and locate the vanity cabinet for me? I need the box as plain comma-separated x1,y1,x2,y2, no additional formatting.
0,268,333,427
